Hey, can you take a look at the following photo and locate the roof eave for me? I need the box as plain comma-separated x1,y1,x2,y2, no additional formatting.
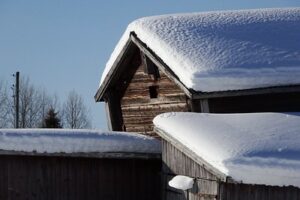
0,149,161,159
193,84,300,99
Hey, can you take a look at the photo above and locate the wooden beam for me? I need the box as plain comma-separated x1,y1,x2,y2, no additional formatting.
104,101,113,131
0,150,161,160
105,91,123,131
193,85,300,99
141,51,160,79
200,99,210,113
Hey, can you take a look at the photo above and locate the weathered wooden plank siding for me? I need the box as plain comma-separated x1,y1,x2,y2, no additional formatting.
161,139,300,200
219,182,300,200
0,155,161,200
121,61,189,136
161,139,219,200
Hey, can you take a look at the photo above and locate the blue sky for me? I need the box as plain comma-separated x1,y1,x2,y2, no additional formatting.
0,0,299,129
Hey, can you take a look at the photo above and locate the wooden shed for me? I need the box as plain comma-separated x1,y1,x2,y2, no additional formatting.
154,112,300,200
95,8,300,136
0,129,162,200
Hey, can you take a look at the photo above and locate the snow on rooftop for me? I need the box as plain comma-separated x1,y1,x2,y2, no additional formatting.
100,8,300,92
0,129,161,154
154,112,300,187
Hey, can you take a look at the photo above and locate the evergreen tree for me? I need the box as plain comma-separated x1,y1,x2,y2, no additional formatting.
42,108,62,128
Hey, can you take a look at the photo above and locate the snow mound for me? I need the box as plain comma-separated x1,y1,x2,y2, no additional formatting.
169,175,194,190
100,8,300,92
0,129,161,154
154,112,300,187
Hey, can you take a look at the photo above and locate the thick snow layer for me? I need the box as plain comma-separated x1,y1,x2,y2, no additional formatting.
154,112,300,187
0,129,161,154
169,175,194,190
100,8,300,92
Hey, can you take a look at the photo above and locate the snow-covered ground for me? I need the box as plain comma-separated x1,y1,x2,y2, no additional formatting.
0,129,161,154
154,112,300,187
100,8,300,92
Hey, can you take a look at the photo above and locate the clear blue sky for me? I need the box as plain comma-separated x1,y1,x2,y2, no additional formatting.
0,0,299,130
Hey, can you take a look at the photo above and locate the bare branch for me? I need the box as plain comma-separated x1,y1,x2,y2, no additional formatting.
63,90,91,129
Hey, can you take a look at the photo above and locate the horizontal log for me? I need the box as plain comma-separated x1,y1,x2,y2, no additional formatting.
123,118,153,125
129,76,176,84
121,97,187,106
125,85,183,93
121,103,188,111
125,125,153,132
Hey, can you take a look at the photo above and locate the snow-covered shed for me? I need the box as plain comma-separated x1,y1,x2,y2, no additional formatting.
0,129,161,200
154,112,300,200
95,8,300,136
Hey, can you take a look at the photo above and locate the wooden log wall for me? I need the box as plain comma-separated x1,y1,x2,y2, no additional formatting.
161,139,219,200
0,155,161,200
121,56,189,137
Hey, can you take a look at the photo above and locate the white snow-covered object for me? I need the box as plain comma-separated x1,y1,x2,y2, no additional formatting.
154,112,300,187
100,8,300,92
169,175,194,190
0,129,161,154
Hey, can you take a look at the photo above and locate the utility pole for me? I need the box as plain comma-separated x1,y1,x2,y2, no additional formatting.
15,71,20,128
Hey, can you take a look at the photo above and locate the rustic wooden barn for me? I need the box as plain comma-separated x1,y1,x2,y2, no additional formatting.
95,8,300,136
0,129,162,200
154,112,300,200
95,37,189,136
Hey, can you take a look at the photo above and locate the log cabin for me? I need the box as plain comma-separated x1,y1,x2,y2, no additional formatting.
95,8,300,136
154,112,300,200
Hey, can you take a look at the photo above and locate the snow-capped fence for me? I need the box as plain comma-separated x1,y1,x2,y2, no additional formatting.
0,129,162,200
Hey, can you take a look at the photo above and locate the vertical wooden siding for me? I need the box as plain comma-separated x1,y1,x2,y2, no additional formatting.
0,155,161,200
161,139,219,200
219,182,300,200
161,139,300,200
121,59,188,136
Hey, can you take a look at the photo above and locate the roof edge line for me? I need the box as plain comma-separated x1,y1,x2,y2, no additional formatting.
0,149,161,159
194,84,300,99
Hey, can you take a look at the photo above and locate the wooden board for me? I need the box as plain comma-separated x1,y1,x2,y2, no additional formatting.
161,139,220,200
220,182,300,200
0,155,161,200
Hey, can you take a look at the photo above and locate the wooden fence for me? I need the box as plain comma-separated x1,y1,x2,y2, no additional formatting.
0,154,161,200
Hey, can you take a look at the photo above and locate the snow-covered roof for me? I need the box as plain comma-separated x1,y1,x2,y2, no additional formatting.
154,112,300,187
0,129,161,155
100,8,300,92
